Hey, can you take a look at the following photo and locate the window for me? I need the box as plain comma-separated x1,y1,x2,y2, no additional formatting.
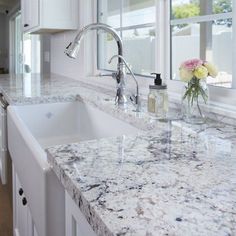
14,13,23,74
170,0,233,88
23,33,41,73
96,0,236,105
97,0,156,76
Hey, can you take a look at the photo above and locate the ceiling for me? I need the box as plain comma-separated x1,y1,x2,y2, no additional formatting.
0,0,19,14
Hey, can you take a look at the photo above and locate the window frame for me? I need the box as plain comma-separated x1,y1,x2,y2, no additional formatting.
94,0,236,107
166,0,236,107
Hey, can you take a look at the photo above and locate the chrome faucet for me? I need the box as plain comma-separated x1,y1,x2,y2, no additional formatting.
109,55,141,112
65,23,127,106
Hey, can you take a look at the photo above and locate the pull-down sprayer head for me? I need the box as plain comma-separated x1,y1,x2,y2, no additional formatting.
65,41,81,59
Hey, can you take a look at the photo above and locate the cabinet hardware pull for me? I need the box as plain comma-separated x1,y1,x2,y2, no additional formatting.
19,188,24,196
24,24,29,27
22,197,27,206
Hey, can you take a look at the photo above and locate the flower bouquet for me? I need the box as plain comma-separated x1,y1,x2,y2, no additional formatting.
179,59,218,124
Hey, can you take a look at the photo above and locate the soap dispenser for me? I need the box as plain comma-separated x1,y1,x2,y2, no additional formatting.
147,73,168,118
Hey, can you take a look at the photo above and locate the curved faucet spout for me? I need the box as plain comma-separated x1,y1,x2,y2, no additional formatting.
65,23,123,63
65,23,127,107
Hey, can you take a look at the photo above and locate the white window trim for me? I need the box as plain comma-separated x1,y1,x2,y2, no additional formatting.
93,0,236,108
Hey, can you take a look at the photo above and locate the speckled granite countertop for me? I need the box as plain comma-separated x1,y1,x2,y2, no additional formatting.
0,73,94,105
1,73,236,236
47,120,236,236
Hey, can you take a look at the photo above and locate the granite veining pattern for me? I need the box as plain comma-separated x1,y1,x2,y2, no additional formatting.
47,121,236,236
1,73,236,235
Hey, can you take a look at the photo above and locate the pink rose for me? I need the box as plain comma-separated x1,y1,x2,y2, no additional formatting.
181,59,203,71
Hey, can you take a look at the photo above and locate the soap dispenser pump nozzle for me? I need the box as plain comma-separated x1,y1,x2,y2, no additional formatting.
151,73,162,85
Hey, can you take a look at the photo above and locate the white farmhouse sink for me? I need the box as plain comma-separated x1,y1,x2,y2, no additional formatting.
7,101,139,236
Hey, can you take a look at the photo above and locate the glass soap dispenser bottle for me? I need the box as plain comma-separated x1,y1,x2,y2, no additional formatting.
148,73,168,119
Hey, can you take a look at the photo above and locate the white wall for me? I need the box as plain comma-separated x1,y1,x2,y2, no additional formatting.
41,35,51,74
51,0,95,79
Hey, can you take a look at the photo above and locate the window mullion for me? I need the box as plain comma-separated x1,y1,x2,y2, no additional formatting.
171,12,233,25
155,0,160,73
114,23,155,32
120,0,123,38
232,0,236,88
164,0,171,82
155,0,167,77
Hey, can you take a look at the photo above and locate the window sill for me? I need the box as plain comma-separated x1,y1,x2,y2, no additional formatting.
82,74,236,124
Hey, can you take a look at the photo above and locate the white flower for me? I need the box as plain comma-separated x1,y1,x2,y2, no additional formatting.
204,62,218,78
179,67,193,82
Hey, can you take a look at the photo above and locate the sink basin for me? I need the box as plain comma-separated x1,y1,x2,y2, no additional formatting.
7,101,139,236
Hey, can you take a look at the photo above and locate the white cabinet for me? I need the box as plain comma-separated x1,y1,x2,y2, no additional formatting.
12,165,39,236
21,0,39,31
65,191,97,236
21,0,78,34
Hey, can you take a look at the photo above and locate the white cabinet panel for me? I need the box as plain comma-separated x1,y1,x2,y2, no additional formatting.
29,0,39,29
65,191,97,236
13,166,28,236
21,0,78,34
13,165,39,236
21,0,39,31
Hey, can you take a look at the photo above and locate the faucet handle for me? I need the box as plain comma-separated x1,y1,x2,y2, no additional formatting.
115,87,121,105
130,94,141,112
99,72,117,80
115,86,127,105
130,94,136,104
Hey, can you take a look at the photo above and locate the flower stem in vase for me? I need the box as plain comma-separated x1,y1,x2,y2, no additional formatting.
179,59,217,124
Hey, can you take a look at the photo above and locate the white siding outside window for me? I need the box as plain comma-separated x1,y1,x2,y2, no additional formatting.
97,0,156,76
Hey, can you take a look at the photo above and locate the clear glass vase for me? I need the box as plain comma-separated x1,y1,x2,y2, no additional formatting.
181,78,209,124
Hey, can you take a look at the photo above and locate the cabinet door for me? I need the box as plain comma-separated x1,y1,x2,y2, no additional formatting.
65,191,97,236
22,0,39,31
21,0,78,33
13,165,40,236
13,167,28,236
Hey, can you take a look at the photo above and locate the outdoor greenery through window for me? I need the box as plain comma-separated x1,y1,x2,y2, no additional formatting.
171,0,233,88
97,0,156,76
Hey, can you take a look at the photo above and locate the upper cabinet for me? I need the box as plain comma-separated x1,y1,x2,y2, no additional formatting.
21,0,78,33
